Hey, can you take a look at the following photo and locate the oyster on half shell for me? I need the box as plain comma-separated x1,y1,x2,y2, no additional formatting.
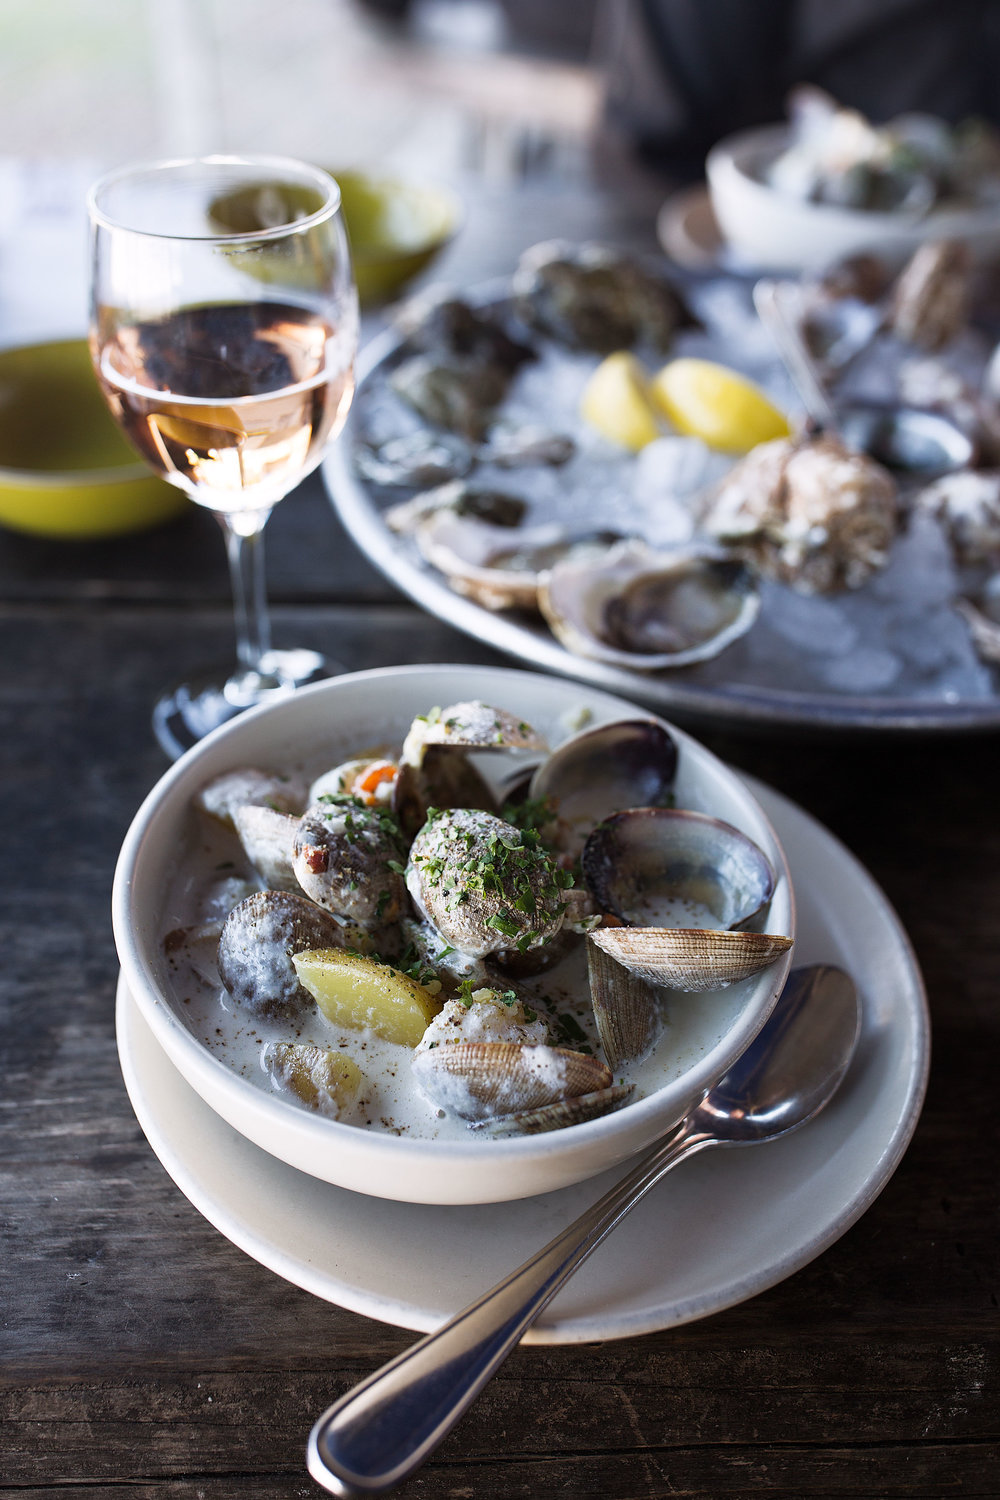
414,508,626,613
538,539,760,671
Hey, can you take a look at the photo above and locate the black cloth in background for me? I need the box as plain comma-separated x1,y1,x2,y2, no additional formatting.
595,0,1000,178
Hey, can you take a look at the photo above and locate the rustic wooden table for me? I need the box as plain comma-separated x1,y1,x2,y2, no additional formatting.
1,171,998,1498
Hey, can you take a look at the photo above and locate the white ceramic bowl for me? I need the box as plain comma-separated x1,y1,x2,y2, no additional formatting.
113,664,794,1205
707,123,1000,273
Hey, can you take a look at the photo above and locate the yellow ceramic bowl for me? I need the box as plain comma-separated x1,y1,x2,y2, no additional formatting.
335,168,461,305
0,339,186,540
209,168,461,306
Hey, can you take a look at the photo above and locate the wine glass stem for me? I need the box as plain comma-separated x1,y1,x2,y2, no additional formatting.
217,506,275,685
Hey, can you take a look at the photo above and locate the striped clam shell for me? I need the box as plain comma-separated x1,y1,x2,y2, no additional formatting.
585,938,662,1070
411,1041,611,1123
586,927,793,1068
591,926,794,995
582,808,778,932
470,1083,635,1136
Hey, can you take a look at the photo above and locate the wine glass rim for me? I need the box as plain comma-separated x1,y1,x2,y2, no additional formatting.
86,153,343,241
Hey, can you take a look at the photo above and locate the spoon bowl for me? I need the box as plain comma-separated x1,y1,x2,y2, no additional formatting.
307,963,860,1497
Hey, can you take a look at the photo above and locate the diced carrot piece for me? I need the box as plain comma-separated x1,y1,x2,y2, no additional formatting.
352,759,398,805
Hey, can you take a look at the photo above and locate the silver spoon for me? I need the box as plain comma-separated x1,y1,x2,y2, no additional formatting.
307,963,861,1497
753,278,973,477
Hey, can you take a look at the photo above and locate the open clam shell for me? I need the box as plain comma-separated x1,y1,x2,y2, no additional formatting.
394,700,548,833
527,716,678,855
538,539,760,671
469,1083,635,1136
585,939,662,1069
232,804,300,892
589,926,794,995
411,1041,612,1122
582,808,777,932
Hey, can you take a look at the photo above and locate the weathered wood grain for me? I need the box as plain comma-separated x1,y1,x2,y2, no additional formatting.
1,578,998,1494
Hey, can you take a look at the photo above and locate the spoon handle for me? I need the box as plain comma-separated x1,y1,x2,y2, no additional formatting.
753,278,838,430
307,1122,715,1496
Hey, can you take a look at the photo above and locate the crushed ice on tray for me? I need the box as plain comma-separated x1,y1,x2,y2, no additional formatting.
347,258,1000,706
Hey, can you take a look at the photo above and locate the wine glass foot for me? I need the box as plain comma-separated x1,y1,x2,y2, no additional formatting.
152,650,339,760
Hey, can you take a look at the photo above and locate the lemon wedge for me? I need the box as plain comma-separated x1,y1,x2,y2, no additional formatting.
579,351,662,451
650,357,790,453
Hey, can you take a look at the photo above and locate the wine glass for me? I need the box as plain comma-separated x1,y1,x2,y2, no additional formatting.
87,155,358,759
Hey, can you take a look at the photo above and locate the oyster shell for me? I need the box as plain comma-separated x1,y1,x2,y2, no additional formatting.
389,355,510,442
538,539,760,670
512,239,690,353
394,289,536,373
389,291,536,440
384,480,527,537
702,432,898,594
887,240,973,352
354,430,474,488
414,509,625,613
955,572,1000,664
480,423,575,468
916,469,1000,565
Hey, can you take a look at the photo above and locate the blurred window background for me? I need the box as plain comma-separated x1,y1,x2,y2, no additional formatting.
0,0,604,181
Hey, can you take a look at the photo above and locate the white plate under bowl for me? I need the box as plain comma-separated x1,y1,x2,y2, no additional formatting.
116,777,928,1343
112,665,793,1206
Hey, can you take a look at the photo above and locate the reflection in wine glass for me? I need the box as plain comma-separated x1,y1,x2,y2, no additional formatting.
87,155,358,759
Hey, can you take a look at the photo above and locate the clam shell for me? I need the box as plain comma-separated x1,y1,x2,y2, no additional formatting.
469,1083,635,1136
528,716,677,853
216,890,345,1020
590,925,793,995
196,766,304,826
586,938,661,1068
394,700,548,834
582,808,777,932
403,700,547,756
538,539,760,671
412,1041,612,1121
233,804,300,892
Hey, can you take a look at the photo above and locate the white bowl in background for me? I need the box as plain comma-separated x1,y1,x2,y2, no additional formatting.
112,664,794,1205
707,123,1000,273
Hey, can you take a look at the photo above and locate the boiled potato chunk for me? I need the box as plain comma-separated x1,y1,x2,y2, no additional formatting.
263,1042,364,1119
292,948,442,1046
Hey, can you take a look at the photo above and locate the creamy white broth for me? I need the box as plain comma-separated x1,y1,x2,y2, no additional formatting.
159,785,751,1142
